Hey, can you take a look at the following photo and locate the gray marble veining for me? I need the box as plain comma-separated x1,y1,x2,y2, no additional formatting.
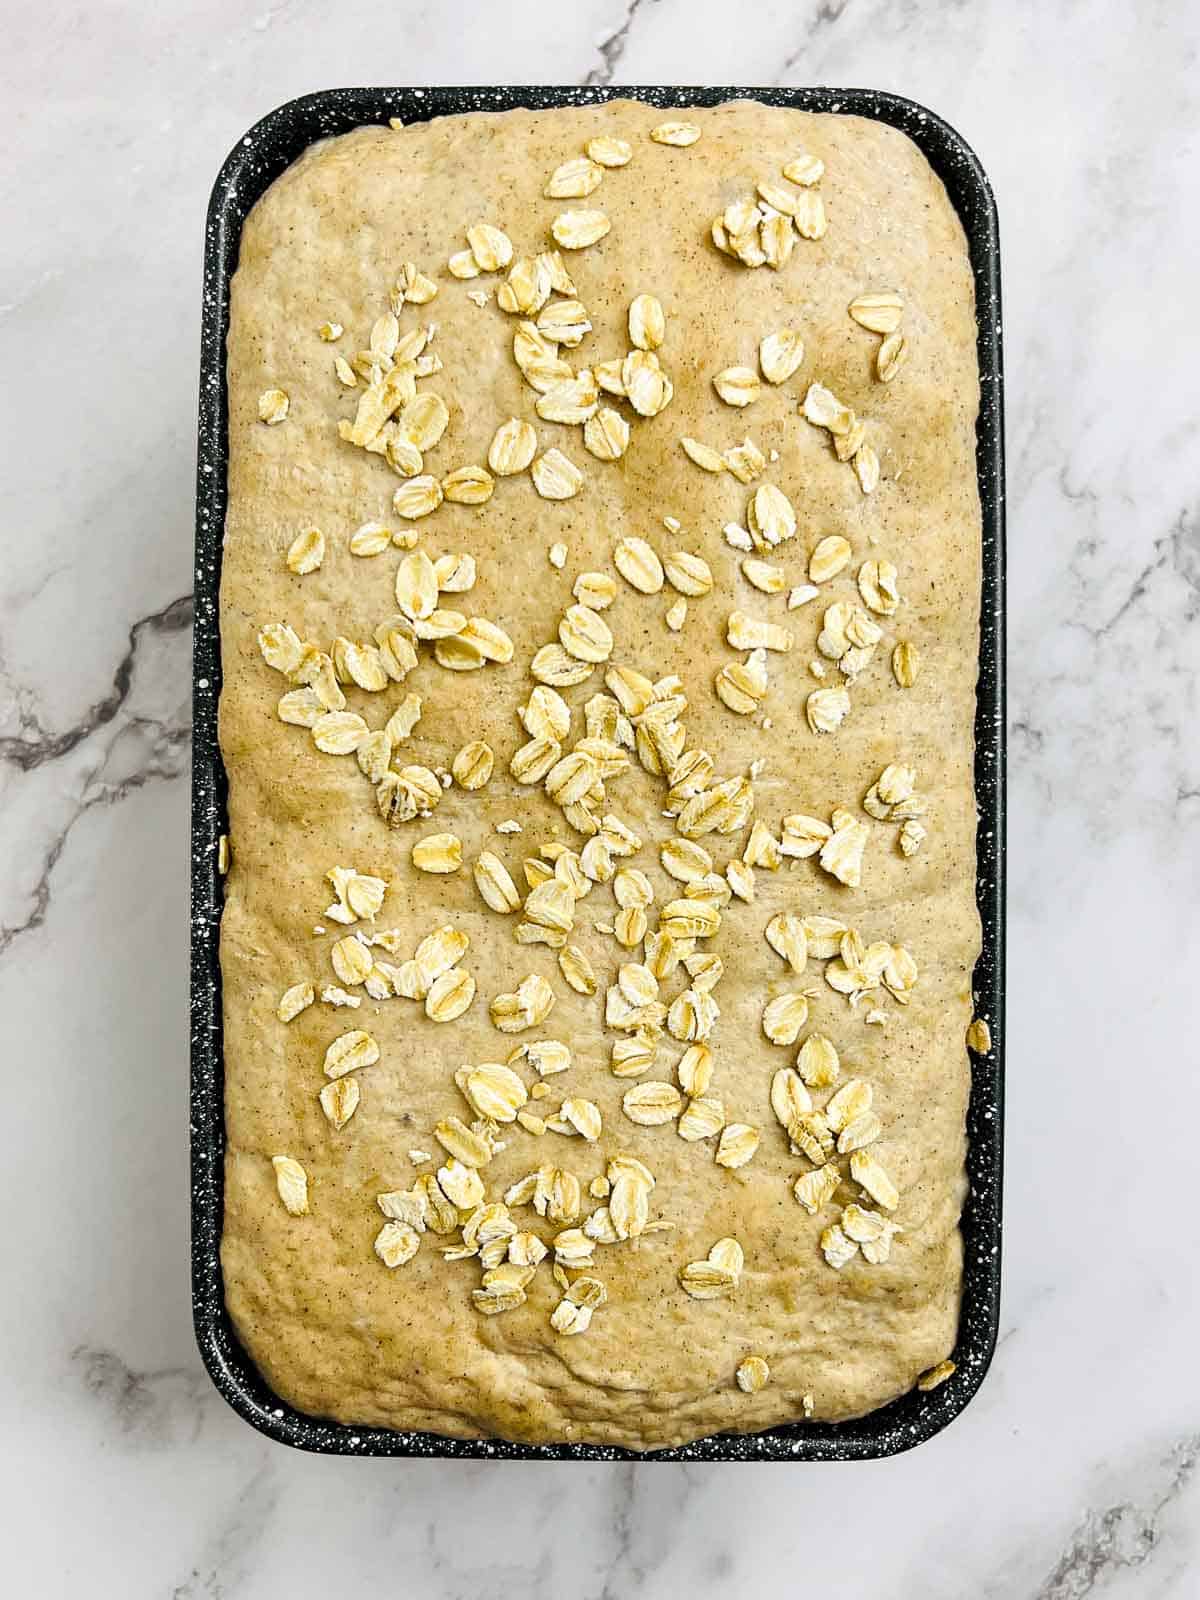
1,0,1198,1594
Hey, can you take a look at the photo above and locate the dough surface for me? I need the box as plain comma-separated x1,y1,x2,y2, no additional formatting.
219,98,981,1451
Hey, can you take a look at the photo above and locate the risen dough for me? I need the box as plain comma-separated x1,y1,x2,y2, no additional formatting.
219,98,980,1451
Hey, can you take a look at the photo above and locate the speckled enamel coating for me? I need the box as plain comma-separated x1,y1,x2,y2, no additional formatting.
191,84,1004,1462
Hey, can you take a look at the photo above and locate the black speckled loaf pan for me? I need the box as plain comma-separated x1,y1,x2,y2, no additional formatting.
191,85,1005,1461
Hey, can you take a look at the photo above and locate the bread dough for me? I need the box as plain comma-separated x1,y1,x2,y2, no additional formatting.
219,98,980,1450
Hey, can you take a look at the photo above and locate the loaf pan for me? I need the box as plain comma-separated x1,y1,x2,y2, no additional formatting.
191,85,1005,1460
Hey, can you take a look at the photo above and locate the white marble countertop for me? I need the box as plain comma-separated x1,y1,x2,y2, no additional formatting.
3,1,1198,1593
